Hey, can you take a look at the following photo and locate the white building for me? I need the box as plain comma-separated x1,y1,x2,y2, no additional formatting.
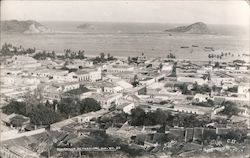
173,105,212,115
177,77,208,85
90,93,123,109
73,67,102,82
107,65,134,73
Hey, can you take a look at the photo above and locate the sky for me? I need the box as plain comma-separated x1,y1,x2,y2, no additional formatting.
1,0,249,26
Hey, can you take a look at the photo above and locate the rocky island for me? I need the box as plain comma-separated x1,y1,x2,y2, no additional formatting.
165,22,212,34
0,20,51,33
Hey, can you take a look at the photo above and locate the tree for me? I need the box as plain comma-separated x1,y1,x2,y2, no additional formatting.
215,62,220,68
100,52,105,61
130,107,146,126
220,101,241,116
2,101,27,115
58,98,80,118
29,106,62,125
79,98,101,114
51,51,56,59
131,74,139,87
159,63,163,70
128,56,131,64
178,83,190,95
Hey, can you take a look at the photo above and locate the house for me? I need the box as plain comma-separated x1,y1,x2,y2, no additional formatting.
106,64,134,73
52,82,80,92
193,94,213,103
139,77,156,86
89,93,123,109
173,105,212,115
169,128,185,140
238,82,250,94
210,73,235,86
185,128,194,142
116,80,133,90
2,113,30,130
177,77,208,85
116,102,136,114
161,63,173,71
66,59,93,69
76,109,108,123
105,75,121,82
7,55,41,69
216,127,231,135
33,68,68,79
193,127,203,141
103,85,124,93
1,145,39,158
137,53,147,62
73,67,102,82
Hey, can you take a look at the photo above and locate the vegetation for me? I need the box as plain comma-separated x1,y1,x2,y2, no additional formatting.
2,101,27,115
226,86,238,93
174,83,191,95
129,107,210,128
2,97,101,126
214,62,220,68
169,62,177,77
33,50,56,60
29,105,62,125
97,112,128,128
57,98,101,118
0,43,36,55
131,74,139,87
220,101,241,116
10,115,29,127
191,82,211,94
64,85,90,95
193,99,214,107
92,52,116,63
167,53,176,59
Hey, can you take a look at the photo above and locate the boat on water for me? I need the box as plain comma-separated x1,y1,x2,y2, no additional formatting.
192,45,199,47
180,46,189,48
204,47,214,51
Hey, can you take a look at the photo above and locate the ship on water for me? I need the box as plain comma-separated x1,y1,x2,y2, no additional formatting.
180,46,189,48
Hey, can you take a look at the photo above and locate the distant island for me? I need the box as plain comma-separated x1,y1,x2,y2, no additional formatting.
165,22,212,34
77,23,95,29
0,20,52,33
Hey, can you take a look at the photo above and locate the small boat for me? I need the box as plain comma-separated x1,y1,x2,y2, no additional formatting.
204,47,214,51
180,46,189,48
192,45,199,47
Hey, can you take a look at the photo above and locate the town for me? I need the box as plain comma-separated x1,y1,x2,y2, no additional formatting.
0,43,249,158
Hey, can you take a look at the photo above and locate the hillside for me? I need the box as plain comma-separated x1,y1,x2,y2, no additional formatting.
0,20,51,33
165,22,212,34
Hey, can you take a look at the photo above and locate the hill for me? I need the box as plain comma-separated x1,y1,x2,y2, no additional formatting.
0,20,51,33
165,22,212,34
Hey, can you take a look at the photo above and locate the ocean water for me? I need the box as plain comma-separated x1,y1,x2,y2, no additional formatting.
1,21,249,61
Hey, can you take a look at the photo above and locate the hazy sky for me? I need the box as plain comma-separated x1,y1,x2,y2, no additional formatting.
1,0,249,26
